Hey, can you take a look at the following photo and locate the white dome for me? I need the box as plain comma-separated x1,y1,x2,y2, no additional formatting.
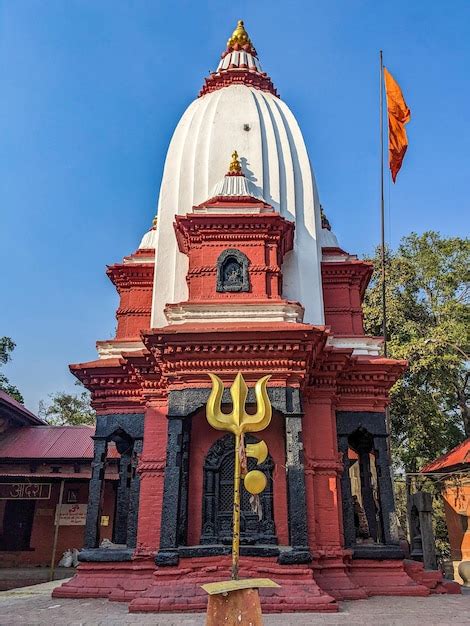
138,226,158,249
151,36,325,327
320,227,340,248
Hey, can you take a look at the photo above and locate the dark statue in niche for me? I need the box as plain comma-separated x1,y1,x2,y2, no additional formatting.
200,433,277,545
216,249,250,292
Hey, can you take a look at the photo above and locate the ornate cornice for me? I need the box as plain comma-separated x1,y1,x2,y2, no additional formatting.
69,359,144,413
106,263,154,292
199,69,278,98
174,213,294,257
187,264,281,278
321,260,373,298
141,324,328,388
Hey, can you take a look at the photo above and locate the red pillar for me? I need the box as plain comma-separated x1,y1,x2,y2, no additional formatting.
134,398,168,557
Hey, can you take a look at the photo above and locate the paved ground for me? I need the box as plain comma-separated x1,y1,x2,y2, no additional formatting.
0,568,74,591
0,580,469,625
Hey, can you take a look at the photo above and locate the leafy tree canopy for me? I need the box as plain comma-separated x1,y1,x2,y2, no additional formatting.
363,231,469,472
0,336,24,403
39,384,95,426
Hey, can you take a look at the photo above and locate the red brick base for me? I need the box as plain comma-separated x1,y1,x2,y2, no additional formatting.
53,556,459,612
129,556,337,613
52,559,155,602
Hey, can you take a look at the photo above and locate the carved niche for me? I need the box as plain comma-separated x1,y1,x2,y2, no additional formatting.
216,249,250,293
200,434,277,545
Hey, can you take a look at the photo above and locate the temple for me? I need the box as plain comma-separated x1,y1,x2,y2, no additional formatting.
54,20,437,612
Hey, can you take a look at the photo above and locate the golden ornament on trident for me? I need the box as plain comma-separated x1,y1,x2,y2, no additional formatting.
206,372,272,581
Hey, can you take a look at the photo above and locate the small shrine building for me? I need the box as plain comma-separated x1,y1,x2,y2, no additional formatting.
54,20,440,611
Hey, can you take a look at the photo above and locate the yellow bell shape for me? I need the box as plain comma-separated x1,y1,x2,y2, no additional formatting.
244,470,267,495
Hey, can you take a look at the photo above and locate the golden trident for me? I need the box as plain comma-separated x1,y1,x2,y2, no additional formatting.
206,372,272,580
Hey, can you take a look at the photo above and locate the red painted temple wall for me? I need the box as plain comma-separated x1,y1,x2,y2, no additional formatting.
135,400,168,555
0,481,115,567
321,260,371,336
303,396,343,551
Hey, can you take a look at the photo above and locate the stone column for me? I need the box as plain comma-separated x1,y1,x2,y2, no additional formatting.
114,450,132,545
134,400,167,559
126,438,143,549
155,417,186,566
374,435,399,545
338,434,356,548
84,438,107,549
409,491,438,570
278,413,311,564
357,446,379,541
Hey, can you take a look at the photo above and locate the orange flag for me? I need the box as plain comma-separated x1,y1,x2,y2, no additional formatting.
383,67,411,182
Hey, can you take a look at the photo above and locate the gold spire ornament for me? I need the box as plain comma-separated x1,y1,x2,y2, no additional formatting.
227,19,253,50
228,150,242,175
206,372,272,580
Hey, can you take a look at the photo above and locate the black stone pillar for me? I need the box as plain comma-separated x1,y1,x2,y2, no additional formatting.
114,450,132,545
357,448,379,541
84,438,107,549
155,417,188,566
126,438,142,549
278,412,312,565
374,436,399,545
338,434,356,548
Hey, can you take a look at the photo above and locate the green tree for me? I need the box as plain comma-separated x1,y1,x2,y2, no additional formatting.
363,231,469,473
39,383,95,426
0,336,24,403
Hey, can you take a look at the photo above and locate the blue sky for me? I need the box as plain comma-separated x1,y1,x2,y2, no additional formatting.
1,0,469,412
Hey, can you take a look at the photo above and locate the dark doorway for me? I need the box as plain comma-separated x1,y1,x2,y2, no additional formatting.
1,500,35,550
200,434,277,545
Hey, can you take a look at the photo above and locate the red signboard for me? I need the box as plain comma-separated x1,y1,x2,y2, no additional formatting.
0,483,51,499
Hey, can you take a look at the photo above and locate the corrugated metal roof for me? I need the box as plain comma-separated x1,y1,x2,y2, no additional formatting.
421,437,470,473
0,471,119,480
0,390,45,425
0,426,119,460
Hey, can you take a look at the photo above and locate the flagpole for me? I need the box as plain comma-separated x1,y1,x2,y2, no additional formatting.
380,50,387,358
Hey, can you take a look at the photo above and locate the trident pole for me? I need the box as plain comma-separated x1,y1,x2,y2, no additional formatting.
231,433,241,580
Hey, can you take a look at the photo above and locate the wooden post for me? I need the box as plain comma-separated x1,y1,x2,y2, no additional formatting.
49,479,65,582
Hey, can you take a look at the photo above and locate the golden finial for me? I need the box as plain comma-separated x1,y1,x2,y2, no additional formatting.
227,19,253,50
228,150,242,174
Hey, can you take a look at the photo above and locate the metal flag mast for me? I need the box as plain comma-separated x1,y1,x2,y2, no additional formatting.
380,50,392,448
380,50,387,359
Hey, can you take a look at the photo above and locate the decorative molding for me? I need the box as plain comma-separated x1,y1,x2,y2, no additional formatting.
164,301,304,325
199,69,278,98
326,336,383,357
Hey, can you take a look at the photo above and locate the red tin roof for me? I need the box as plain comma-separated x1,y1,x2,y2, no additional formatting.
0,390,45,426
421,437,470,473
0,426,118,460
